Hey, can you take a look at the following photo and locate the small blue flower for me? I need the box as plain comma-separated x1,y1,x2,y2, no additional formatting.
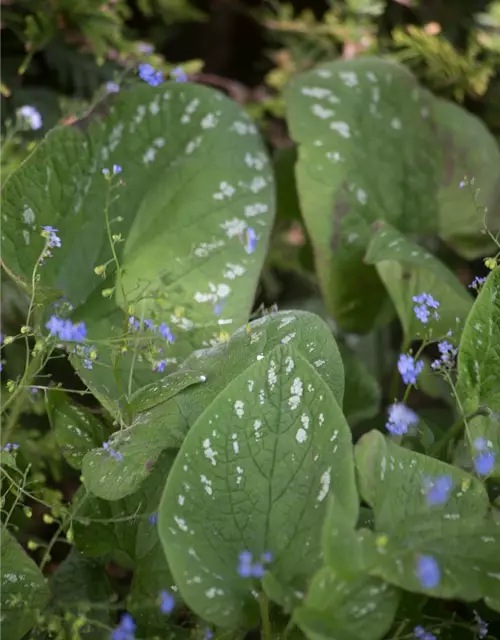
128,316,140,332
18,105,43,130
103,441,123,461
41,225,61,249
106,82,120,93
469,276,487,291
111,612,136,640
415,555,440,589
385,403,419,435
459,180,466,188
159,590,175,614
398,353,424,385
245,227,258,254
423,475,453,506
412,293,440,324
237,551,269,578
2,443,20,452
159,323,175,343
138,63,163,86
102,168,110,176
149,512,158,525
171,67,188,82
46,315,64,336
431,340,457,370
473,610,488,639
113,164,123,175
144,319,156,331
414,625,437,640
137,42,154,54
204,628,214,640
153,360,167,373
473,437,496,476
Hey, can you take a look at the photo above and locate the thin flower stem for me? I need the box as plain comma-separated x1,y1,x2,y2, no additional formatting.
259,591,272,640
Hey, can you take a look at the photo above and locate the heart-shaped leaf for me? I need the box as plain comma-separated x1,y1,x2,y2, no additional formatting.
158,344,356,629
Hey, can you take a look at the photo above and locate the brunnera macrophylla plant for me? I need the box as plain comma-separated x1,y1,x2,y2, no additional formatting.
0,57,500,640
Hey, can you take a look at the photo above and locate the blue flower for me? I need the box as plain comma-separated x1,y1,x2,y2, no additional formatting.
412,293,439,324
45,316,86,342
137,42,154,54
144,319,156,331
469,276,487,291
159,323,175,343
41,226,61,249
111,613,135,640
103,441,123,461
113,164,123,175
102,168,110,176
153,360,167,373
138,63,163,86
128,316,140,332
148,512,158,525
473,610,488,639
237,551,271,578
2,443,20,452
171,67,188,82
106,82,120,93
414,625,437,640
18,105,43,130
245,228,258,254
398,353,424,385
204,629,214,640
473,437,496,476
385,403,419,435
159,590,175,614
431,340,457,370
423,475,453,506
415,555,440,589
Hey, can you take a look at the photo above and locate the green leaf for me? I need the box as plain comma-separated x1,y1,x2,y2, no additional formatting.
1,528,51,640
294,567,400,640
49,550,113,639
46,392,108,469
432,98,500,260
354,431,500,604
456,268,500,414
284,57,439,333
339,343,380,426
159,344,357,629
365,221,472,342
274,145,302,223
2,83,274,401
129,369,208,414
82,309,345,500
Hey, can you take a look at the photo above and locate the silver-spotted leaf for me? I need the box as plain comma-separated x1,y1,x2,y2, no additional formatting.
1,528,51,640
158,344,356,629
285,57,439,333
294,567,400,640
82,310,345,500
365,222,472,343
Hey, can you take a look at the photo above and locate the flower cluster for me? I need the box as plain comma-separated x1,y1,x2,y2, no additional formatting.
423,474,453,506
469,275,487,291
385,403,419,435
398,353,424,385
138,63,163,86
415,554,440,589
46,316,87,342
431,340,457,371
473,437,496,476
171,67,188,82
2,443,20,453
237,550,273,578
414,625,437,640
111,613,135,640
413,293,440,324
40,225,62,262
18,105,43,130
128,317,175,343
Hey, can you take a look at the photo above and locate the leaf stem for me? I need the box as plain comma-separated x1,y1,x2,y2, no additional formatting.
259,591,272,640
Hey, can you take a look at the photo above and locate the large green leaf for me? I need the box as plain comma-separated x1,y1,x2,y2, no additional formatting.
456,268,500,414
284,57,439,333
432,98,500,259
294,567,400,640
1,528,51,640
365,222,472,343
82,310,345,501
46,392,108,469
354,431,500,604
339,343,380,426
159,344,357,629
1,83,274,401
